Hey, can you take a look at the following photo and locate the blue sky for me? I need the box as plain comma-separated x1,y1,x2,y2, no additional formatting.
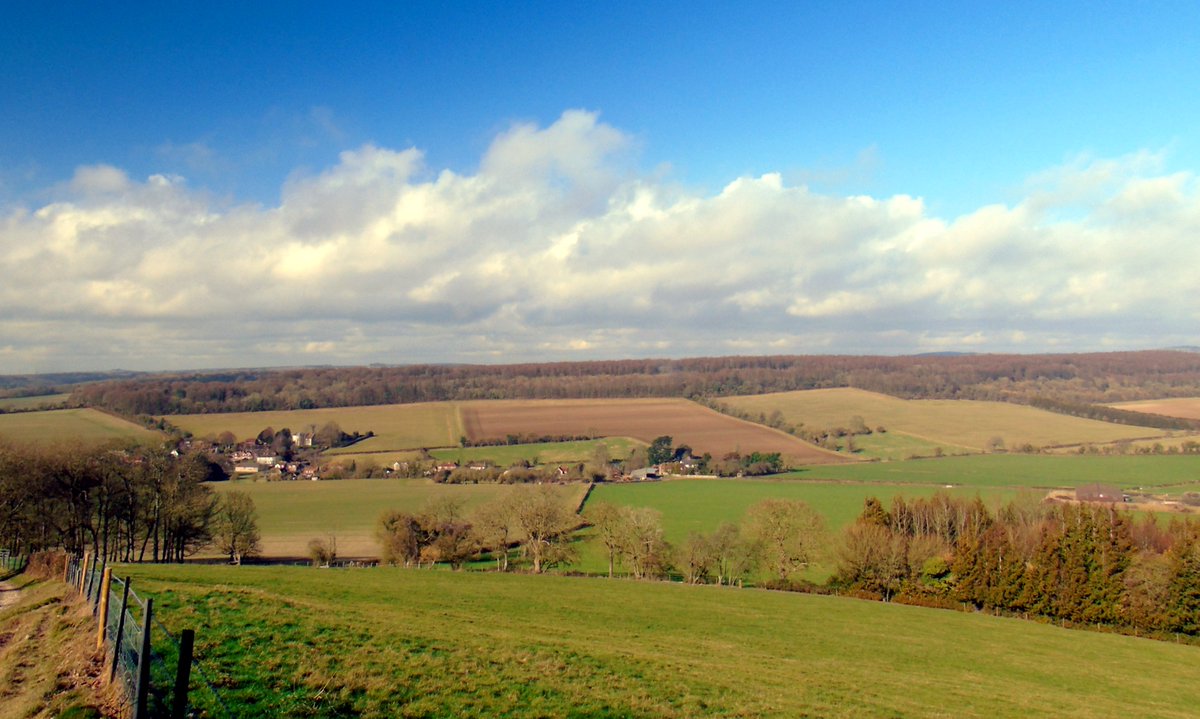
2,3,1200,372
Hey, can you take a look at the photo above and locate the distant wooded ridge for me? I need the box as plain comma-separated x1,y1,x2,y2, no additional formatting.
56,351,1200,416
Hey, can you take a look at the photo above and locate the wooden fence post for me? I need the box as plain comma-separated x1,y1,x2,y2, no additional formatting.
171,629,195,719
109,578,131,685
134,598,153,719
96,567,113,651
62,554,71,583
79,552,90,593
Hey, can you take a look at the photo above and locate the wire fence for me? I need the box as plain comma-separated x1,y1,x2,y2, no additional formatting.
1,548,28,574
59,553,232,719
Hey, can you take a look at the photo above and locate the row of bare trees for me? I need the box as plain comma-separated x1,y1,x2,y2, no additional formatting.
376,485,581,573
589,499,829,586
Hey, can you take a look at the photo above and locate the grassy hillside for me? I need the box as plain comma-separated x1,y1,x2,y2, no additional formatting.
166,402,463,451
0,408,162,445
724,388,1165,453
208,478,589,557
123,564,1200,718
791,453,1200,490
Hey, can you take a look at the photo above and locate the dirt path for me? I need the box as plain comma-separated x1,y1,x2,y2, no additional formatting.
0,578,20,613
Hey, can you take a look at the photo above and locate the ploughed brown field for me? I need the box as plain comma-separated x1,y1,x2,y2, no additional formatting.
1109,397,1200,421
460,398,849,464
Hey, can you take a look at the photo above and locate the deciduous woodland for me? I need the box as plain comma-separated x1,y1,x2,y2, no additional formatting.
68,350,1200,415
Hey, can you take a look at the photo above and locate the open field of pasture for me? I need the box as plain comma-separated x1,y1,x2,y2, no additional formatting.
0,393,71,410
724,388,1164,452
790,453,1200,490
209,478,589,557
166,402,463,451
0,408,162,445
429,436,644,465
1110,397,1200,421
321,438,646,474
460,398,846,464
124,564,1200,719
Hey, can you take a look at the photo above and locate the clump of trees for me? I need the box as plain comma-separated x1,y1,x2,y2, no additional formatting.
587,498,829,586
375,486,581,573
832,493,1200,637
0,440,262,566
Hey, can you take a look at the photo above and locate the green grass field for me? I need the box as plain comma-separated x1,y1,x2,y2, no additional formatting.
724,388,1165,453
790,453,1200,489
429,437,646,465
166,402,463,451
0,393,70,410
0,408,162,445
121,564,1200,718
209,478,589,557
325,437,648,469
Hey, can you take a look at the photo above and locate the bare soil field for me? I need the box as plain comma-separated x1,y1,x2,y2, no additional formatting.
460,398,847,464
1109,397,1200,421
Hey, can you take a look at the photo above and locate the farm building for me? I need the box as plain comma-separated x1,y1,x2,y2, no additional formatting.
1075,483,1126,503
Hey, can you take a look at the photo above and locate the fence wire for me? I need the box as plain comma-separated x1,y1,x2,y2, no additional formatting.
70,557,232,719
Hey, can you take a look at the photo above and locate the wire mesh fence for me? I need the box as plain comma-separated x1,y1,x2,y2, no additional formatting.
63,554,232,719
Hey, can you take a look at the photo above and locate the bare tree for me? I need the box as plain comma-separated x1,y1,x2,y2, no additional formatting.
744,498,828,582
509,485,579,573
213,490,261,565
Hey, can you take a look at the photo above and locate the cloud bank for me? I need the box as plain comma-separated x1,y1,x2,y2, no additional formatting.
1,111,1197,373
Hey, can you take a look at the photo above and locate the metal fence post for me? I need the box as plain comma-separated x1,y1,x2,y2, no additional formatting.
96,567,113,651
109,578,131,685
134,598,153,719
171,629,195,719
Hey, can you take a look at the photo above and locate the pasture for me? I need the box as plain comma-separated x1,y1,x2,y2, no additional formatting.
723,388,1164,452
208,478,589,557
0,408,162,445
0,393,70,410
166,402,463,451
460,398,845,464
123,564,1200,718
791,453,1200,490
1110,397,1200,421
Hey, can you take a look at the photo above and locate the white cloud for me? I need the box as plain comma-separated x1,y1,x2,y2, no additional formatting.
1,112,1199,372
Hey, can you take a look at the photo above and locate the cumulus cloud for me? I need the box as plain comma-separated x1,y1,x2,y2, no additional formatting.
1,111,1198,372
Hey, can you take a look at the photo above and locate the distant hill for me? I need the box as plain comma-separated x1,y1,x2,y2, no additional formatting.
58,350,1200,415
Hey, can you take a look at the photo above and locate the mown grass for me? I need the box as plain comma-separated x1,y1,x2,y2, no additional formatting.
724,388,1164,452
208,478,589,557
122,564,1200,719
790,453,1200,489
0,408,162,445
166,402,463,451
848,429,960,460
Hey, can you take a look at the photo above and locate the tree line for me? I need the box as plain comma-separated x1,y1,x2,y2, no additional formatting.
0,441,262,565
833,494,1200,638
67,351,1200,416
